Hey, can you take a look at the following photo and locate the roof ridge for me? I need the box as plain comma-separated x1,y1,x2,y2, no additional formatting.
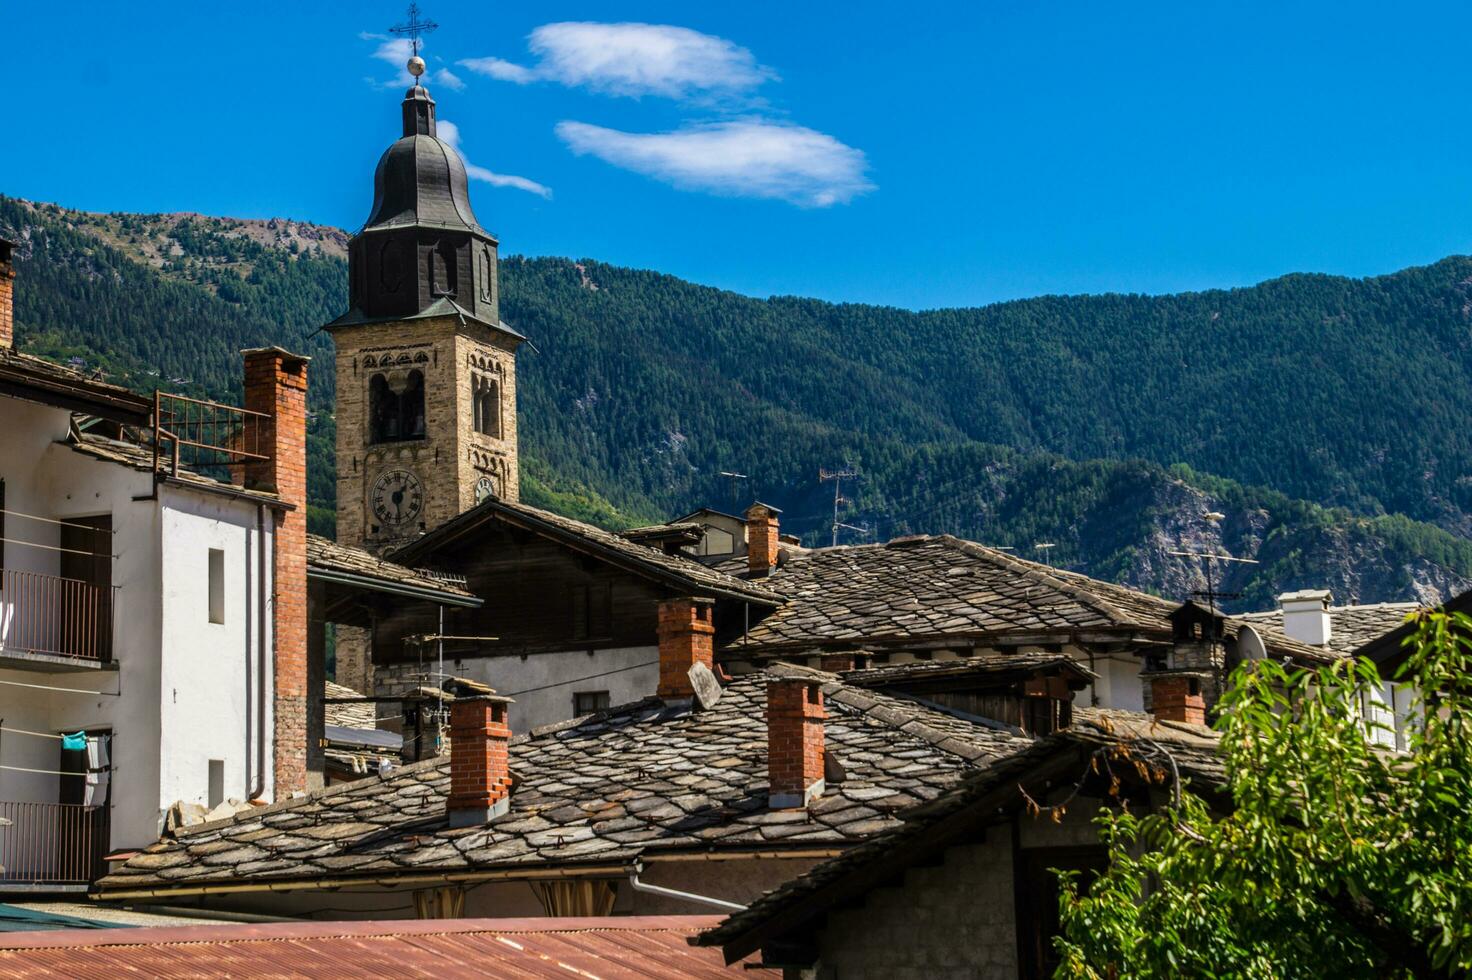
935,535,1144,628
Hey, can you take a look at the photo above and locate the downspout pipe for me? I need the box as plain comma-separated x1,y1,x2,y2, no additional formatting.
626,860,746,913
251,503,268,800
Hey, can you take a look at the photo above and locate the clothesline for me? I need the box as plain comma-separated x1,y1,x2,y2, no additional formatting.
0,725,111,742
0,508,118,534
0,764,112,778
0,535,118,559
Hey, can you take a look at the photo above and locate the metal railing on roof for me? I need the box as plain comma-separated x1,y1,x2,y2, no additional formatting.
151,390,270,480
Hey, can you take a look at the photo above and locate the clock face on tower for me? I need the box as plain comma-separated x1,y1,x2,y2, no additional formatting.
371,468,424,528
474,475,496,504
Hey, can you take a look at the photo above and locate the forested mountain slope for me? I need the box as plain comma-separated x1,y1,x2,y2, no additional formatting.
4,195,1469,611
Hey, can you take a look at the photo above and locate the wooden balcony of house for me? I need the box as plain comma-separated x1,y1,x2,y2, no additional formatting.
0,569,116,671
0,800,109,892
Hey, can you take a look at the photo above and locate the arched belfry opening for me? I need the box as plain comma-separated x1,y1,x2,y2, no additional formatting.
369,369,427,444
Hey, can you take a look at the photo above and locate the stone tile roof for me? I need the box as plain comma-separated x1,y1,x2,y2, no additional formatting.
840,652,1097,689
307,534,479,603
1235,602,1419,658
324,681,377,730
390,497,780,606
725,535,1332,664
98,668,1034,896
696,712,1222,957
0,348,152,424
64,430,288,507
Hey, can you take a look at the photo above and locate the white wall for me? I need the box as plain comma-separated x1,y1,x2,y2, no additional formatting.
158,486,274,830
378,645,660,734
0,394,275,855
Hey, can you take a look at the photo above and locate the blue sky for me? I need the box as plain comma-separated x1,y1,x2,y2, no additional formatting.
8,1,1472,309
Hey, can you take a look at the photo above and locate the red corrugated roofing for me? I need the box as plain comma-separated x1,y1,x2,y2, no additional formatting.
0,916,760,979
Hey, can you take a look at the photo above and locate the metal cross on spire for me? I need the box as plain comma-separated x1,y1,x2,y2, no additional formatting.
390,3,439,59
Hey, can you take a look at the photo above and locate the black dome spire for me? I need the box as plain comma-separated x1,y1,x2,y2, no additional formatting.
330,81,501,330
360,85,487,237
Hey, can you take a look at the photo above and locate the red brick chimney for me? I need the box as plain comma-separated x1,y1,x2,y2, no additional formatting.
1148,672,1206,726
744,503,780,576
448,694,514,828
242,347,310,798
0,238,15,350
820,653,858,673
768,675,826,808
656,597,715,700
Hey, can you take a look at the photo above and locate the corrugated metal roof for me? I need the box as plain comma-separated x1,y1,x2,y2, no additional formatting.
0,915,760,978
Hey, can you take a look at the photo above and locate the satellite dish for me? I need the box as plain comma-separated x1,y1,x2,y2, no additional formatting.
1238,624,1267,662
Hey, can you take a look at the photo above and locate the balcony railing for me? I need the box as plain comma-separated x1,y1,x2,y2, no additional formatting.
0,569,114,664
0,801,109,886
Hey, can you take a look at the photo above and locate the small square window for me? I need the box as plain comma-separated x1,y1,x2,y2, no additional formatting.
574,691,610,716
208,548,225,624
208,759,225,808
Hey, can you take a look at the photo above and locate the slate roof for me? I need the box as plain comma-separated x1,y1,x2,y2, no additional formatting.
0,348,152,424
307,534,480,605
725,535,1332,664
0,916,752,977
324,681,377,730
64,429,289,507
840,652,1097,689
1236,602,1419,658
390,496,780,606
98,667,1034,897
696,712,1223,960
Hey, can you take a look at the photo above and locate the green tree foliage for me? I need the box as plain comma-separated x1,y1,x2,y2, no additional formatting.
1056,613,1472,977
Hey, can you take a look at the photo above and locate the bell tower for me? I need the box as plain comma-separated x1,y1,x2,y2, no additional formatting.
328,63,521,553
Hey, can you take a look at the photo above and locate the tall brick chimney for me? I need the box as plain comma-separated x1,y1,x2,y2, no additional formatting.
0,238,15,350
1148,671,1206,726
768,675,826,808
744,503,780,576
242,347,310,797
656,597,715,700
448,694,514,828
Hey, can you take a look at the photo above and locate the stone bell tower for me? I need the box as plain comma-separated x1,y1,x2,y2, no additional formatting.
327,66,521,553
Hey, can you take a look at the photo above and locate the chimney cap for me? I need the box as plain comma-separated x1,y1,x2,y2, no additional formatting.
1277,589,1331,606
452,692,515,706
240,345,312,367
744,501,783,518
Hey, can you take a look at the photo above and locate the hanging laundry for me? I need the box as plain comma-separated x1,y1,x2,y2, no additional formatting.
60,732,86,752
84,770,109,807
85,734,109,771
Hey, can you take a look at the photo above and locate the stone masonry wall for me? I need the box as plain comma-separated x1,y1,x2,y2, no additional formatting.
331,316,520,554
815,835,1018,979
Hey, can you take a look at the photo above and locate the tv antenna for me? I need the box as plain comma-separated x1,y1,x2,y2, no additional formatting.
390,3,439,66
718,471,748,512
1033,542,1055,566
1168,511,1258,614
819,467,860,547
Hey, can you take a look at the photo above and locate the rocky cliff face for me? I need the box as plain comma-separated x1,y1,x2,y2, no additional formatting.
1096,479,1470,612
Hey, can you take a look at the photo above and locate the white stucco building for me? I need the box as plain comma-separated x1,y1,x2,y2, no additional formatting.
0,239,317,890
0,356,291,888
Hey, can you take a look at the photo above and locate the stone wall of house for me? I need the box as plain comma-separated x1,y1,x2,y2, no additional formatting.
814,835,1018,979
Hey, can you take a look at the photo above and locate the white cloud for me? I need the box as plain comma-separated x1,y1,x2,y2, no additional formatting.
433,67,465,91
457,56,536,85
460,22,775,101
439,120,553,199
555,119,873,207
362,32,414,69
